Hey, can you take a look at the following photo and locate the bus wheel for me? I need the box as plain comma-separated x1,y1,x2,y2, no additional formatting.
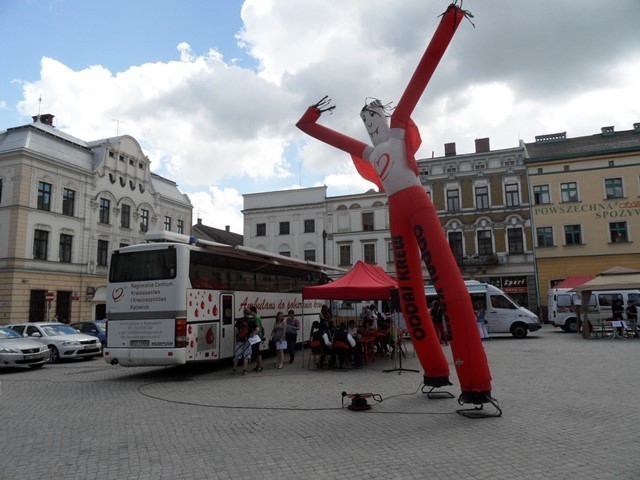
566,319,578,333
510,323,528,339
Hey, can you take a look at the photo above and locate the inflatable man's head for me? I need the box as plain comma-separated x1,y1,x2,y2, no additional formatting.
360,99,391,146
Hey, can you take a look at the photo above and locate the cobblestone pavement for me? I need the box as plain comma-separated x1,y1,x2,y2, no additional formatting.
1,325,638,479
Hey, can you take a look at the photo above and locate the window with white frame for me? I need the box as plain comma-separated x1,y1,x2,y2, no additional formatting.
363,243,376,264
505,183,520,207
59,234,73,263
448,231,463,260
609,222,628,243
33,229,49,260
537,227,554,247
362,212,374,231
477,230,493,255
560,182,578,202
387,241,394,263
447,188,460,211
604,178,624,199
533,184,550,205
475,185,489,209
564,225,582,245
339,244,352,266
507,228,524,254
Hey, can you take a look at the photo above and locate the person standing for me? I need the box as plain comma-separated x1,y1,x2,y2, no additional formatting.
475,303,489,340
319,304,332,323
232,308,255,375
285,309,300,364
271,311,287,368
430,300,447,345
249,306,264,372
626,299,638,338
612,299,625,337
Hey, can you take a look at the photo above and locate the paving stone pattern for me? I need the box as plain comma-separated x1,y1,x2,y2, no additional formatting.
0,326,638,479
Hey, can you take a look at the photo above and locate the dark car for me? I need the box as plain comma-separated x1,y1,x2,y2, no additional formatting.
70,321,107,347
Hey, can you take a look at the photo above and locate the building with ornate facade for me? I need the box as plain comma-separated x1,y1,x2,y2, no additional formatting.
525,124,640,316
0,114,192,324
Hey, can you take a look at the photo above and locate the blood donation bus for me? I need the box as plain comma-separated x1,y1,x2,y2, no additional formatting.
425,280,541,338
104,231,333,367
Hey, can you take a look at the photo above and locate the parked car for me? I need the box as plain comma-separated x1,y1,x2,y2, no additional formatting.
0,327,50,368
7,322,102,363
70,320,106,347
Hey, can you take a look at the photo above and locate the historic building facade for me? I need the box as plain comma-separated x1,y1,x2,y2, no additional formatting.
0,114,192,324
525,124,640,314
418,139,536,310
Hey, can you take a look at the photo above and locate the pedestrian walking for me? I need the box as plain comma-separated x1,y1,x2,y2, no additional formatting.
285,309,300,364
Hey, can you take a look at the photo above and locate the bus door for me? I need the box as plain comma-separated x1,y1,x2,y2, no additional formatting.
219,294,235,360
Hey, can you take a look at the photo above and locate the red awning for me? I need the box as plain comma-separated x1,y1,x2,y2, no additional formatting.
553,275,593,290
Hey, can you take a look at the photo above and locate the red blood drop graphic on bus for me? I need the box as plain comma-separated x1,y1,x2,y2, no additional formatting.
201,301,205,310
206,327,214,344
208,293,213,302
213,305,218,316
188,326,193,334
190,340,194,348
194,309,199,318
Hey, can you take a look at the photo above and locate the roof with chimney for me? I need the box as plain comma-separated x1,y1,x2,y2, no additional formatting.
192,220,243,246
525,124,640,163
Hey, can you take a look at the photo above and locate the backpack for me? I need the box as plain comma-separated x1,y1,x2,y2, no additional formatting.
237,319,250,341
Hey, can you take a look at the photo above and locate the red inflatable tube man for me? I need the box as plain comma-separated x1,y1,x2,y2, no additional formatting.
296,4,493,402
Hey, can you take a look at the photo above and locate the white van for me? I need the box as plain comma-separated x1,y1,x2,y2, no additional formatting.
425,280,541,338
548,289,640,333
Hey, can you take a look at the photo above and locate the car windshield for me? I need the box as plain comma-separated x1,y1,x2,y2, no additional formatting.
42,324,78,336
0,327,21,339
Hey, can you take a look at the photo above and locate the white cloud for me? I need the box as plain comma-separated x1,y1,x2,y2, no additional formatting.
190,186,244,234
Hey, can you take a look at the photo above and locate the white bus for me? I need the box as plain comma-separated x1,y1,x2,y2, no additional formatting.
104,231,334,367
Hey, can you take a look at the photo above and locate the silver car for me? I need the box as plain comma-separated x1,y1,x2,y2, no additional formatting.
7,323,102,363
0,327,50,368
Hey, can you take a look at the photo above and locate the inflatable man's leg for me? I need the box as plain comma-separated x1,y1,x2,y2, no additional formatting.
389,198,451,387
403,189,492,403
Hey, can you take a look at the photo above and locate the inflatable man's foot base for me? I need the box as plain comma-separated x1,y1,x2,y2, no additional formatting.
456,391,502,419
423,375,453,388
421,383,455,399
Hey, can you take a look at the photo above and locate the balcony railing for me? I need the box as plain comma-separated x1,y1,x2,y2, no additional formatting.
454,254,500,266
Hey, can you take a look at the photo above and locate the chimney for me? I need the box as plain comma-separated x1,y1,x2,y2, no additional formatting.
197,218,202,225
444,142,456,157
601,126,615,136
225,225,230,232
475,137,490,153
32,113,55,126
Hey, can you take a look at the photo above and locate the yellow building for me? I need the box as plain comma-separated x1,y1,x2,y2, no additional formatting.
525,124,640,318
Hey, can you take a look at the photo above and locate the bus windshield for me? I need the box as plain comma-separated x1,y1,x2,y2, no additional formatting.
109,248,177,282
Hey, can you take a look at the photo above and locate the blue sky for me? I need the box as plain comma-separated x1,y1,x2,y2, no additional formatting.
2,0,639,233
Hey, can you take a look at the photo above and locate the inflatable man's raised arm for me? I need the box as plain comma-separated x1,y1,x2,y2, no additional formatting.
297,4,495,408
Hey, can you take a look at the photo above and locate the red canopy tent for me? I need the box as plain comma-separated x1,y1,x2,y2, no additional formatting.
552,275,593,290
302,260,397,300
